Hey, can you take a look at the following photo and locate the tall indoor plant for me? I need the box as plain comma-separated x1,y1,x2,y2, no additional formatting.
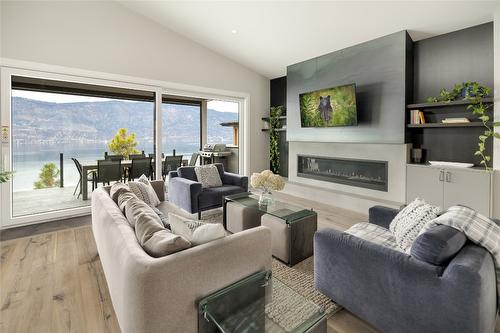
0,170,13,183
269,106,284,174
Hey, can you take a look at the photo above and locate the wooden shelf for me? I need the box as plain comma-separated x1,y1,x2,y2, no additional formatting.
407,97,494,109
407,122,486,128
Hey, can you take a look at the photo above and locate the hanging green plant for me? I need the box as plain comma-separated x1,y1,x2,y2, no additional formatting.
464,83,499,171
269,106,285,174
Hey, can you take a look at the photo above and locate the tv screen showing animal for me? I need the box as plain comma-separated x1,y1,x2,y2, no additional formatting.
299,84,357,127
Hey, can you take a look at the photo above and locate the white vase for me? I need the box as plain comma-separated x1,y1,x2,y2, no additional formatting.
259,189,274,206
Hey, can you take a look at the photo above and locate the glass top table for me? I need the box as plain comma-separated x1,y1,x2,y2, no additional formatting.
198,270,326,333
224,192,314,224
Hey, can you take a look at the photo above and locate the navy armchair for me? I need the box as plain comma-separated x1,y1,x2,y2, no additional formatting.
168,163,248,218
314,206,498,333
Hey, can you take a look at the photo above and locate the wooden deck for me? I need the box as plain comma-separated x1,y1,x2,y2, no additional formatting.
12,186,90,217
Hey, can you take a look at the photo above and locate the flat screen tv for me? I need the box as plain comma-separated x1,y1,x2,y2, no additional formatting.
299,83,357,127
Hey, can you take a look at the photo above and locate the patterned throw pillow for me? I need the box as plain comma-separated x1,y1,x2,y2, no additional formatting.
168,213,225,245
194,165,223,188
389,198,441,252
128,174,160,207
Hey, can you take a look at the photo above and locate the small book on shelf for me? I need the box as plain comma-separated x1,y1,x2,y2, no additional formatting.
410,110,426,124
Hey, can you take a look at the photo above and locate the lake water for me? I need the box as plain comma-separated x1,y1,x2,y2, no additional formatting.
11,143,199,191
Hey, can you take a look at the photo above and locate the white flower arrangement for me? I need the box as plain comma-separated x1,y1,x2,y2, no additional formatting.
250,170,285,192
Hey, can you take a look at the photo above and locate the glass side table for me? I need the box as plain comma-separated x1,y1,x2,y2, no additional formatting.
198,270,326,333
223,192,318,266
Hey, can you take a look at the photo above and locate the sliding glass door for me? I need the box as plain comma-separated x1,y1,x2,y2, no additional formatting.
161,99,201,166
9,76,155,218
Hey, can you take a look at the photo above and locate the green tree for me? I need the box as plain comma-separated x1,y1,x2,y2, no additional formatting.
108,128,140,159
0,170,13,183
34,163,60,189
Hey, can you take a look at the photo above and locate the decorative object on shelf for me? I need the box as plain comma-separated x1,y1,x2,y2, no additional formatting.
428,161,474,168
441,118,470,124
250,170,285,206
0,169,14,183
411,148,424,164
269,106,285,174
463,83,499,171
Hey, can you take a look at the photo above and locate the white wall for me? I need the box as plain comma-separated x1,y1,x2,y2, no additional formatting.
0,0,270,174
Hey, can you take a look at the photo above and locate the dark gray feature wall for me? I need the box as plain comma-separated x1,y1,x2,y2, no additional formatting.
287,31,412,144
270,76,288,177
411,22,493,165
414,22,493,102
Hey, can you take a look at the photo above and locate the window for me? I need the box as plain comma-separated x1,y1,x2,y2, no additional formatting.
10,76,155,216
207,100,239,146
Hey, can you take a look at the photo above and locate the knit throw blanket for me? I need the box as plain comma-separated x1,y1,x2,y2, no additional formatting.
420,205,500,306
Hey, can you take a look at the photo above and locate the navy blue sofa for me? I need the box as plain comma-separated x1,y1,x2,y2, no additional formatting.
168,163,248,217
314,205,498,333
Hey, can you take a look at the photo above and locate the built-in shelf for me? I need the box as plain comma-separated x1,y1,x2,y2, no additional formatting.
407,122,486,128
407,97,494,109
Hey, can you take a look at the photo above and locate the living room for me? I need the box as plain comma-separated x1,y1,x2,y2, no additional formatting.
1,1,500,333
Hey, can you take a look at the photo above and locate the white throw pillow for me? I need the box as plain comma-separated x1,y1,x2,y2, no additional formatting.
128,174,160,207
194,165,223,188
389,198,441,252
168,213,225,246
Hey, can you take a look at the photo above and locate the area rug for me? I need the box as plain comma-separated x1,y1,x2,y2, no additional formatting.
271,257,341,318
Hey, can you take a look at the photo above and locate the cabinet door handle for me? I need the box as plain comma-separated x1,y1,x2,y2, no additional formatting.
439,170,444,182
445,172,451,183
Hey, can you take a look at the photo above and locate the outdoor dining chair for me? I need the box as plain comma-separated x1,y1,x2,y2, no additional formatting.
188,152,199,166
163,155,183,179
129,153,145,160
71,158,96,199
129,157,152,181
94,159,123,188
105,154,124,161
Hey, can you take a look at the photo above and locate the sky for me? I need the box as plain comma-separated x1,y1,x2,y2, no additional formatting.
12,90,239,113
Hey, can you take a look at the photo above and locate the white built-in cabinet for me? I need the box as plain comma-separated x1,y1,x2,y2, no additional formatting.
406,164,493,217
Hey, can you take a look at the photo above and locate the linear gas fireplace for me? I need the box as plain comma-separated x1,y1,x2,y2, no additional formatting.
297,155,388,192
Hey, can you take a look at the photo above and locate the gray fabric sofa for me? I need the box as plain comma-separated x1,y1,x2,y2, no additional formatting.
314,205,498,333
168,163,248,217
91,180,271,333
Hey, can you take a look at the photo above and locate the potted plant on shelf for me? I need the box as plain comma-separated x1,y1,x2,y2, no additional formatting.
250,170,285,206
426,82,499,170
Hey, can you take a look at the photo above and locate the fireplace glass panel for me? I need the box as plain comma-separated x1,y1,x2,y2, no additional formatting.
297,155,388,191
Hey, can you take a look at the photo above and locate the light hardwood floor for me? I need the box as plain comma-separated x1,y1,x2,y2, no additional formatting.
1,192,498,333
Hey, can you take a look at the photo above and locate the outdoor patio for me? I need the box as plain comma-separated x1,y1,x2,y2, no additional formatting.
12,186,90,217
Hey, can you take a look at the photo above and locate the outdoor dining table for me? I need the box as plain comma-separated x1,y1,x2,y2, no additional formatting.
79,158,188,200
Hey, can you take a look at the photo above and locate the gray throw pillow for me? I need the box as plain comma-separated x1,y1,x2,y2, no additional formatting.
110,182,130,204
194,165,223,188
125,197,191,257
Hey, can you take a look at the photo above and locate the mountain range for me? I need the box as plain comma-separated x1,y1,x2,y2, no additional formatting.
11,97,238,145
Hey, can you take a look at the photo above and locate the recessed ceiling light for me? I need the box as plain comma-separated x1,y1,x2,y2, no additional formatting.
231,29,237,34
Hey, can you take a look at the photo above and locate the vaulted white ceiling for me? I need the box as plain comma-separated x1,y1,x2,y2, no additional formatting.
119,1,499,79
